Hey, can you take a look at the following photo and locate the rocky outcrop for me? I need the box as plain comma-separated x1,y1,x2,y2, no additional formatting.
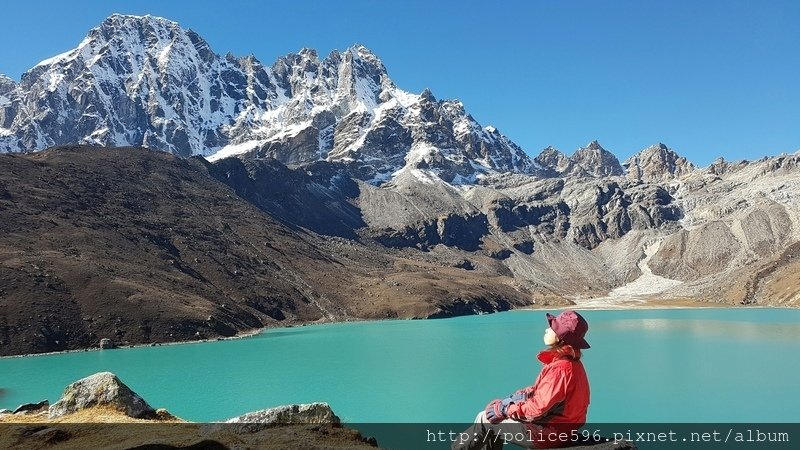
489,197,571,237
206,156,365,239
0,74,15,129
48,372,156,419
12,400,49,415
226,402,340,425
535,143,628,179
625,143,695,181
535,146,588,177
571,141,624,177
223,403,341,434
372,212,489,251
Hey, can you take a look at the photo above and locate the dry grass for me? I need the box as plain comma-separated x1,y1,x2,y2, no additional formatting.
0,405,184,424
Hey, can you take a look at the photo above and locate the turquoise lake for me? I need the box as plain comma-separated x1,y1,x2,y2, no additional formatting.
1,308,799,423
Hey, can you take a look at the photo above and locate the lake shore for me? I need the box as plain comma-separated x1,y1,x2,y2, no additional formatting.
0,317,341,360
2,298,792,360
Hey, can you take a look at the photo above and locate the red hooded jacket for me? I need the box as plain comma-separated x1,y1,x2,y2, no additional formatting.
505,345,590,447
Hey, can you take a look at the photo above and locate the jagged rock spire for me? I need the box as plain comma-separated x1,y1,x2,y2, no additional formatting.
625,143,696,181
571,141,624,177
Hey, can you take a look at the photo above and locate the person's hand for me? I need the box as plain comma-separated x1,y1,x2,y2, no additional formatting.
484,399,506,424
506,403,525,422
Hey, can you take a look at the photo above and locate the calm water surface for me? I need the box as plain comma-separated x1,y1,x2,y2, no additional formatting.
1,308,799,423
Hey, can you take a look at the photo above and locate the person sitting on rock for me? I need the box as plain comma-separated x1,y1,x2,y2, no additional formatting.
453,310,591,449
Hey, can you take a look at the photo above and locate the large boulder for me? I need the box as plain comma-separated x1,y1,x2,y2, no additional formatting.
224,403,340,433
48,372,156,419
226,402,339,425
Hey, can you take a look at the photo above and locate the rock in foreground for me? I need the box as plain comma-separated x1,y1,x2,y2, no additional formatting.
11,400,49,415
48,372,156,419
226,402,340,425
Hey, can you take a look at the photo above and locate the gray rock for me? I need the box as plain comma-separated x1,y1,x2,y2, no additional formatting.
48,372,156,419
535,146,588,178
571,141,624,177
12,399,48,414
99,338,115,349
226,402,339,424
625,143,695,181
223,402,340,433
0,408,12,415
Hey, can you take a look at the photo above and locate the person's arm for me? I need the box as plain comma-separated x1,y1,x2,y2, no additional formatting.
506,365,568,422
485,385,533,423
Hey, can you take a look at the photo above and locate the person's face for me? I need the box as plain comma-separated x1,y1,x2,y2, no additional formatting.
543,327,559,346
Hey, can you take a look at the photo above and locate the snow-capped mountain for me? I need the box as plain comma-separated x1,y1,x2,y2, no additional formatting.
0,14,544,183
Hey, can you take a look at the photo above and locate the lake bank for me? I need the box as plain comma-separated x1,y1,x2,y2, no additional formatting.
1,298,793,359
3,296,788,360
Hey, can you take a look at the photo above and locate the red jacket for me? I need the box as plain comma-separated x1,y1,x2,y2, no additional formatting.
505,345,590,447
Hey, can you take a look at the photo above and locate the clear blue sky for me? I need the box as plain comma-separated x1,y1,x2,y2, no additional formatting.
1,0,797,166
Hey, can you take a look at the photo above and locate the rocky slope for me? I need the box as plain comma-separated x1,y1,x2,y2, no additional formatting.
0,146,537,356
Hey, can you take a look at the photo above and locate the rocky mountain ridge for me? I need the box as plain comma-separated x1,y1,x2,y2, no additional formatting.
0,14,773,188
0,14,544,185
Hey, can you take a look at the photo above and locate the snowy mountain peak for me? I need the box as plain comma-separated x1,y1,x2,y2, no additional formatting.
99,13,180,31
586,140,603,150
651,142,668,150
347,44,378,60
0,15,543,184
298,47,318,58
535,146,564,162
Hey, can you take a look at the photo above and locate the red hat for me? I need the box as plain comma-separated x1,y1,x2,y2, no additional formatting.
546,310,590,349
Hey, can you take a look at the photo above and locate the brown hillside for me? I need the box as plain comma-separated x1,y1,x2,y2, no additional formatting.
0,146,535,356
